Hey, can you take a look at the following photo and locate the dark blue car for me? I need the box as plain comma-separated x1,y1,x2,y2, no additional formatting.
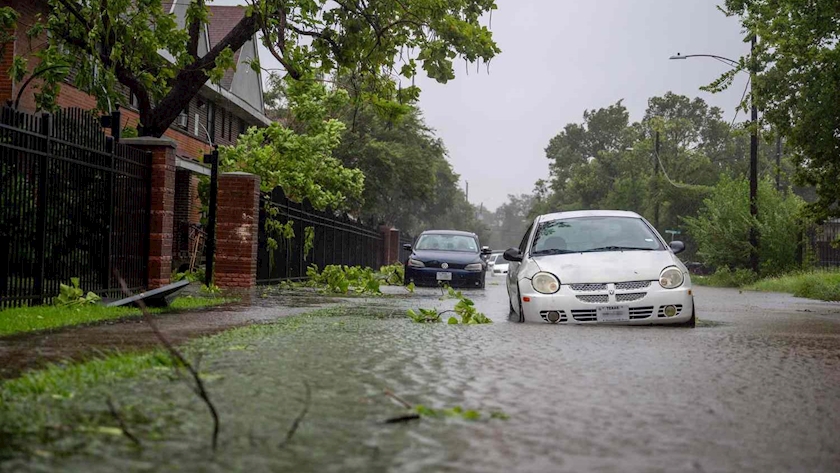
403,230,491,288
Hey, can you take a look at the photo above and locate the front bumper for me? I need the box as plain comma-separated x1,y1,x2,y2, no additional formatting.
518,280,693,325
405,266,484,288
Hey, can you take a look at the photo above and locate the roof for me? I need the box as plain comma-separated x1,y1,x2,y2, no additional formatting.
537,210,643,223
419,230,478,237
207,5,246,91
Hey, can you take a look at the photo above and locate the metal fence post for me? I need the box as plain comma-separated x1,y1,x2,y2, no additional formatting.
33,113,51,304
204,146,219,287
103,135,115,290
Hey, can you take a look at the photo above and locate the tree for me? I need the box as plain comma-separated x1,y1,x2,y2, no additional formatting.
218,78,364,211
712,0,840,225
4,0,500,136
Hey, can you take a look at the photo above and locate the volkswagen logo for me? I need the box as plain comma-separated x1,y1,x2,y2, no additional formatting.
441,262,449,269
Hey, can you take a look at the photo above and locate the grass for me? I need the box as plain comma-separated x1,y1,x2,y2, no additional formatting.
693,268,840,301
0,296,235,337
743,270,840,301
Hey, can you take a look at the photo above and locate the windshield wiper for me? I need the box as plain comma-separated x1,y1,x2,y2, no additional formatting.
532,248,574,256
580,246,654,253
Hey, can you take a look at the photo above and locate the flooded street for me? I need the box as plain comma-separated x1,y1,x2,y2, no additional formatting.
2,278,840,472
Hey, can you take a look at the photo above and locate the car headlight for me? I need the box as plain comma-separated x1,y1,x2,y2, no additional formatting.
659,266,684,289
465,263,483,271
532,272,560,294
407,258,425,268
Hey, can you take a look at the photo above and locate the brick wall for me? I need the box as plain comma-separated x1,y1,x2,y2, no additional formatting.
214,172,260,288
0,27,14,105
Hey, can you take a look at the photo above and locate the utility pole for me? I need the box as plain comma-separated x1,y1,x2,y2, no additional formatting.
465,181,469,203
749,34,760,274
775,135,782,191
654,130,660,229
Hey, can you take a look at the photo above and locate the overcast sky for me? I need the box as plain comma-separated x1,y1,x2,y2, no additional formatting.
216,0,750,211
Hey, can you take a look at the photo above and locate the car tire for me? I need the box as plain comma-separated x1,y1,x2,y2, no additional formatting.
478,275,485,289
674,305,696,328
514,288,525,323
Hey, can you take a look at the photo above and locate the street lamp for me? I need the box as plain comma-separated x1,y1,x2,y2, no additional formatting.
669,36,759,274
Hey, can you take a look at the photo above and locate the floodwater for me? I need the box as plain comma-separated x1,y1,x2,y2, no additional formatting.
2,279,840,472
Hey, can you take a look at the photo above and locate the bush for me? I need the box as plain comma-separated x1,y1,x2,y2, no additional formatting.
695,267,759,287
684,175,804,276
745,270,840,301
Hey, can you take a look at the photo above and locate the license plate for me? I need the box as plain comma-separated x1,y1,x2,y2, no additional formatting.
596,305,630,323
436,272,452,281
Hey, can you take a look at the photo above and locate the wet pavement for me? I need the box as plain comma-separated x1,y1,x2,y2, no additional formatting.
2,278,840,472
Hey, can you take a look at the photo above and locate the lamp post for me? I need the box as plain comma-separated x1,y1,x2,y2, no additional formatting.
670,36,760,274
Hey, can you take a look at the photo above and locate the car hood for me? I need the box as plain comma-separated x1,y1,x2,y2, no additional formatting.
412,250,481,264
531,250,678,284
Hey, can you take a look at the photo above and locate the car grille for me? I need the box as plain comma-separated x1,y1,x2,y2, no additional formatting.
539,310,567,323
570,306,654,322
569,283,607,291
424,261,467,269
657,304,684,317
571,309,597,321
616,292,646,302
576,294,609,303
629,306,654,319
615,281,651,290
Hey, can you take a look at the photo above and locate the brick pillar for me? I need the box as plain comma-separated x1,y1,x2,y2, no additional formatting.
215,172,260,288
0,31,15,105
379,226,401,266
122,137,176,289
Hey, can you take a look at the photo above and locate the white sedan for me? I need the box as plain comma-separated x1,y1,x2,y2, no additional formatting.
503,210,695,327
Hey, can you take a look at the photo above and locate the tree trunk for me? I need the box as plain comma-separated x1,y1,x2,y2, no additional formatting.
139,14,259,137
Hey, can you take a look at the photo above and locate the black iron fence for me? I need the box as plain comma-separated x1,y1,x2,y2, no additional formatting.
0,107,151,307
805,220,840,268
257,188,383,283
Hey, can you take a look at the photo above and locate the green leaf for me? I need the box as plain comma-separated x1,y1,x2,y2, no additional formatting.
447,316,458,324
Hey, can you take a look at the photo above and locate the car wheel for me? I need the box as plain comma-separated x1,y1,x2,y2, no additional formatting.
478,275,485,289
674,305,696,328
514,289,525,323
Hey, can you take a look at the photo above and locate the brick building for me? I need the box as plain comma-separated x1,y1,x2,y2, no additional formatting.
1,0,271,271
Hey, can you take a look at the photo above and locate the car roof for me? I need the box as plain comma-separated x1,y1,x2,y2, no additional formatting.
419,229,478,237
536,209,643,223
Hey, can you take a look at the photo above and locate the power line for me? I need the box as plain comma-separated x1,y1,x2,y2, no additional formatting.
731,77,751,127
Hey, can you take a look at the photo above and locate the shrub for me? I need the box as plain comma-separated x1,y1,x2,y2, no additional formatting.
684,175,804,276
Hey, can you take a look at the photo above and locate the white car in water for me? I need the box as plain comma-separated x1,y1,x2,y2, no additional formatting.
503,210,694,327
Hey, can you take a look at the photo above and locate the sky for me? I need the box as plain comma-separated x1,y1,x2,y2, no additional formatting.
214,0,751,211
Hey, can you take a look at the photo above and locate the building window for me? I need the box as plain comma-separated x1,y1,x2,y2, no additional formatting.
207,102,216,143
129,92,140,109
220,111,226,142
177,108,189,128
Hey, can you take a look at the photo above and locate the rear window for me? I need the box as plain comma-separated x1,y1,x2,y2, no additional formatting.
531,216,663,255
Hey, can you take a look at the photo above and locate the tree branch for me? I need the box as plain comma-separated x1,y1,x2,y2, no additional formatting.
187,0,205,59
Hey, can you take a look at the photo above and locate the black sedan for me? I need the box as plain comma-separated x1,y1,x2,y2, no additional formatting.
403,230,492,288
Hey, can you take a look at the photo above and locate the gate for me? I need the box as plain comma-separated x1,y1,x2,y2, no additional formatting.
0,107,152,307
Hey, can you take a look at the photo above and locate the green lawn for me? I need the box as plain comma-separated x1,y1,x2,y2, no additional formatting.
743,270,840,301
0,297,235,337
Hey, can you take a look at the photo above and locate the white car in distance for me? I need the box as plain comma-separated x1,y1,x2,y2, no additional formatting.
490,253,509,276
503,210,694,327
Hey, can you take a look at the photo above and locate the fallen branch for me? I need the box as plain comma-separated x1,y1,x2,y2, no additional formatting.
384,389,413,409
279,380,311,448
106,397,141,446
383,413,420,424
115,270,220,452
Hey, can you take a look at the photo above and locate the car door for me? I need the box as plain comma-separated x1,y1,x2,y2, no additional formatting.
507,222,534,303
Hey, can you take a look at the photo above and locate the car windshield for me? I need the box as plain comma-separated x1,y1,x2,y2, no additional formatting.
531,216,663,255
494,254,507,264
415,234,479,252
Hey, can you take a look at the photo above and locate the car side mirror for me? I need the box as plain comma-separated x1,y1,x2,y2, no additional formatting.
669,240,685,255
481,246,492,255
402,244,412,251
503,247,523,262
